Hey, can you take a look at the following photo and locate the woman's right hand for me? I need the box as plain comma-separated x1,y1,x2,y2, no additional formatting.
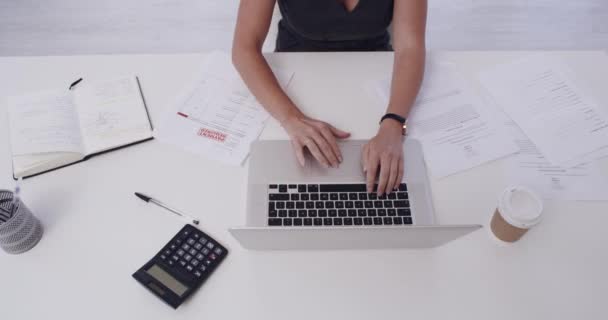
281,114,351,168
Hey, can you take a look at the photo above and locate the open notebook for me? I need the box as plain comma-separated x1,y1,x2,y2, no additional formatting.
6,76,153,178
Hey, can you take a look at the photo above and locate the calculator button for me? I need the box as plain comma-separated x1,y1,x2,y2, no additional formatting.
168,260,175,266
191,259,199,266
172,255,179,261
164,250,171,256
206,242,215,250
194,271,202,278
187,238,196,245
184,254,192,262
160,255,167,260
170,244,177,250
200,265,207,272
193,233,200,239
204,259,212,266
182,244,190,251
198,238,208,245
177,249,185,256
196,253,204,260
213,248,223,255
179,260,187,267
186,265,194,272
183,230,190,237
209,253,217,261
189,249,197,256
194,243,203,250
202,248,210,255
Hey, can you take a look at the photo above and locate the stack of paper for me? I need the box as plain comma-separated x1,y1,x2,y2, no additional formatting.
479,55,608,200
155,51,294,165
371,62,518,178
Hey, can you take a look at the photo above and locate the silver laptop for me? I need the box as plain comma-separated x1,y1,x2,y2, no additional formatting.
229,139,480,250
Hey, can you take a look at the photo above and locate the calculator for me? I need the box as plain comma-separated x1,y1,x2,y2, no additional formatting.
132,224,228,309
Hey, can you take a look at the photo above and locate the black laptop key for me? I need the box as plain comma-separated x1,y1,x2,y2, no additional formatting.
344,218,353,225
404,217,413,224
269,194,289,201
328,210,337,217
388,209,396,216
268,218,282,226
358,209,367,217
364,201,373,208
355,201,363,208
397,192,408,199
378,194,388,200
335,201,344,209
348,209,357,217
315,201,324,209
293,218,303,226
319,184,367,193
320,193,329,201
301,194,309,201
307,184,319,193
334,218,343,226
330,193,339,200
284,218,292,226
269,210,277,217
318,209,328,217
276,202,285,209
289,210,298,217
297,210,305,217
349,193,358,200
384,201,393,208
368,193,377,200
308,210,317,217
291,194,299,201
399,183,408,191
358,193,368,200
340,193,348,200
306,201,314,209
393,217,403,225
314,218,322,226
397,208,411,216
288,184,297,189
304,218,313,226
368,209,377,217
269,202,275,210
326,202,335,209
338,209,347,217
394,200,409,208
279,185,287,193
373,217,383,225
296,202,304,209
388,193,396,199
286,202,295,209
378,209,387,216
279,210,287,217
269,184,278,189
383,217,392,225
298,184,306,192
354,218,363,225
374,201,383,208
345,201,354,208
323,218,333,226
363,218,373,225
310,193,319,201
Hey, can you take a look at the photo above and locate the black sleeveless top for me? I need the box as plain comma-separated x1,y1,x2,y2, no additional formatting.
276,0,394,52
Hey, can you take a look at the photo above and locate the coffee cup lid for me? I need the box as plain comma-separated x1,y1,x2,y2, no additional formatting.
498,186,543,229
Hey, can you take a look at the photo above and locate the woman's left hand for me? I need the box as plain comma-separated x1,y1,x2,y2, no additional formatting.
361,120,405,195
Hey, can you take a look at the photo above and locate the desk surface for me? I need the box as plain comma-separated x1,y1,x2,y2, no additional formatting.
1,51,607,320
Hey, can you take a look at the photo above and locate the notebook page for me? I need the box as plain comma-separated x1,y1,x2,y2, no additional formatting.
7,89,84,156
73,76,152,154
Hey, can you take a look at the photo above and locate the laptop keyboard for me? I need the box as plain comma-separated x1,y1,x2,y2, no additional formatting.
267,183,412,227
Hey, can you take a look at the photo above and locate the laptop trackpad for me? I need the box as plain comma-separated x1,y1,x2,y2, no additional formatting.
307,142,365,181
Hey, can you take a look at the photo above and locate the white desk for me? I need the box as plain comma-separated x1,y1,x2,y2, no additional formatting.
1,52,607,320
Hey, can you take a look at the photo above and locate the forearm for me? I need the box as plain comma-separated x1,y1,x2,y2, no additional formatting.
232,48,302,123
385,46,425,119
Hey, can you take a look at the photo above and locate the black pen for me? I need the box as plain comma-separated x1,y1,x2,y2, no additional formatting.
135,192,200,225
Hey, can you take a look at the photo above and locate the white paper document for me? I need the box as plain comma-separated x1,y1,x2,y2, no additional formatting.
371,62,518,178
155,51,294,165
479,55,608,166
502,117,608,201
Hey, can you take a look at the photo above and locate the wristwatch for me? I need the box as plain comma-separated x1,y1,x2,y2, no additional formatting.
380,113,407,136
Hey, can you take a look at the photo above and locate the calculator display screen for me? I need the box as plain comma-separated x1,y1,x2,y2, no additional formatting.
146,265,189,297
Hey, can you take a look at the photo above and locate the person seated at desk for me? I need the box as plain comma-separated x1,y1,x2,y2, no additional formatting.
232,0,427,195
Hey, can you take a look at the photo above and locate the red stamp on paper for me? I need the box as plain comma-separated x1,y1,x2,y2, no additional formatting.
198,128,227,142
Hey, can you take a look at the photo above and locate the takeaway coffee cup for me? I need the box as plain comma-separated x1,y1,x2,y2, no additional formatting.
490,186,543,243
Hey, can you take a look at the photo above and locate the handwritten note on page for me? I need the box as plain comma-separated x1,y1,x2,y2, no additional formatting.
479,55,608,166
155,51,294,165
371,62,518,178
